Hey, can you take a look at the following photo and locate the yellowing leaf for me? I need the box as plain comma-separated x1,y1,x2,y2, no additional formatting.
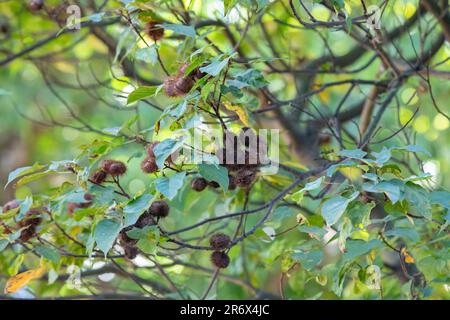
401,247,415,264
224,103,249,126
4,266,45,294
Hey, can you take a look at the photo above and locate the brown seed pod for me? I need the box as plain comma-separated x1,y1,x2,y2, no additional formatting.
0,22,10,35
19,227,36,242
146,142,160,158
235,168,257,188
208,181,220,189
144,21,164,41
191,177,208,192
2,200,19,212
209,233,231,250
210,251,230,269
91,169,107,184
29,0,44,11
124,245,139,260
135,211,156,229
163,76,183,97
174,75,195,95
228,175,237,191
141,157,158,174
17,209,42,242
18,209,42,228
119,226,138,246
149,200,170,218
101,160,127,176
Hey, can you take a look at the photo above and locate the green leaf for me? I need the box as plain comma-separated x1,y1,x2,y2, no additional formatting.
392,145,431,157
153,138,184,169
18,196,33,220
198,164,229,191
35,245,61,263
430,191,450,209
224,0,238,15
371,147,391,165
321,192,359,226
135,45,158,64
199,56,230,77
363,180,403,204
385,228,420,243
298,226,327,238
0,239,8,252
127,86,159,104
291,250,323,270
94,219,122,255
123,194,153,227
162,23,196,37
154,172,186,200
5,163,46,189
338,149,367,160
342,239,381,263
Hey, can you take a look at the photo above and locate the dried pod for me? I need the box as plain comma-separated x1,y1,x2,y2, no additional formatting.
124,245,138,260
144,21,164,41
119,226,138,246
91,169,107,184
228,175,237,191
2,200,19,212
191,177,208,192
101,160,127,176
135,211,156,229
208,181,220,189
149,200,170,218
210,251,230,269
29,0,44,11
141,157,158,174
235,168,257,188
209,233,231,250
174,76,195,95
146,142,160,158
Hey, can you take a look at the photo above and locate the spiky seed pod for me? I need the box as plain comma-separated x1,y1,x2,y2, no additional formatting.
235,168,257,188
228,175,237,191
18,209,42,228
174,75,195,95
29,0,44,11
141,157,159,174
149,200,170,218
191,177,208,192
2,200,19,212
119,227,138,246
163,77,183,97
209,233,231,250
124,245,138,260
108,162,127,176
210,251,230,269
101,160,127,176
146,142,160,158
19,227,36,242
144,21,164,41
135,211,156,229
208,181,220,189
17,209,41,242
91,169,107,184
